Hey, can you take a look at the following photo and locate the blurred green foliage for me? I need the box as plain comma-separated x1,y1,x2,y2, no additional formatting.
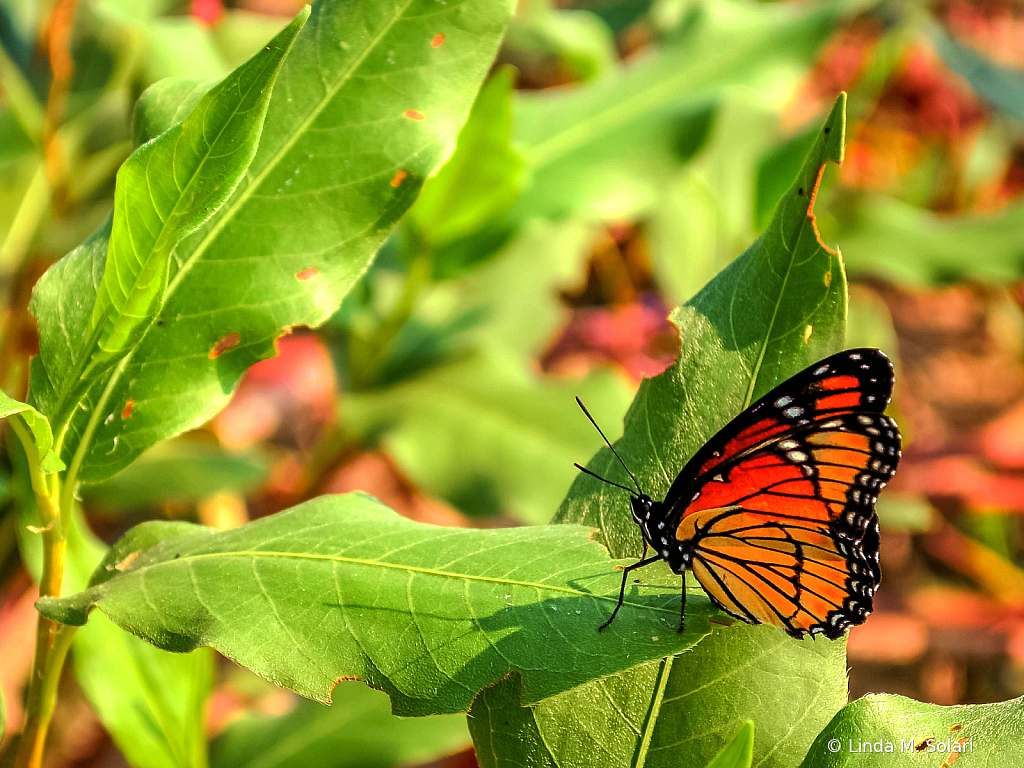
5,0,1024,767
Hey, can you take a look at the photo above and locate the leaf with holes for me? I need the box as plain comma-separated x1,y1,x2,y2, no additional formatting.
40,8,308,440
469,95,853,768
37,493,714,715
29,0,516,483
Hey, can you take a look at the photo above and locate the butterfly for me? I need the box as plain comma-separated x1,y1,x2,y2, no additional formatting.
576,347,901,639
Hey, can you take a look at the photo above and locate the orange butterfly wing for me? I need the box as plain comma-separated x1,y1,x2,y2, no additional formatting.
642,348,900,638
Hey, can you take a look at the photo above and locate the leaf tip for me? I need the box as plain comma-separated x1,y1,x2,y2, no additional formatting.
35,595,91,626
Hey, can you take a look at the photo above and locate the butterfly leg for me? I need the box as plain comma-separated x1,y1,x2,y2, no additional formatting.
678,571,687,633
598,554,662,632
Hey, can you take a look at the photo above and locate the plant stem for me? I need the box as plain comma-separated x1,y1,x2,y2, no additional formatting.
13,3,82,766
16,622,75,768
14,472,70,768
349,225,434,389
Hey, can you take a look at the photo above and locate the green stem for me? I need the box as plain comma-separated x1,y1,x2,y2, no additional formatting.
16,623,75,768
349,225,434,389
14,465,68,768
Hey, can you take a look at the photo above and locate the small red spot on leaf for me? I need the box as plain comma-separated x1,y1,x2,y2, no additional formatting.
210,332,240,359
390,170,408,187
115,551,140,572
431,33,445,47
121,399,134,420
949,724,962,732
404,110,424,120
295,267,319,281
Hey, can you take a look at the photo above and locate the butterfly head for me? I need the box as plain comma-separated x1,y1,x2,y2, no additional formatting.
629,494,656,525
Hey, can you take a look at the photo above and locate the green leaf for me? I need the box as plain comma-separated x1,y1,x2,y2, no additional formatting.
558,94,848,557
510,1,843,224
74,613,215,768
836,194,1024,284
471,96,852,768
470,627,846,768
142,17,231,81
84,440,268,510
29,0,517,484
0,389,63,473
87,8,309,380
407,66,524,258
131,78,216,147
36,493,714,715
210,684,469,768
798,693,1024,767
931,23,1024,119
48,513,214,768
708,721,754,768
504,5,617,82
344,351,631,523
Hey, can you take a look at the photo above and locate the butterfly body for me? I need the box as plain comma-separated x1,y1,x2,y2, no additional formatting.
580,348,901,639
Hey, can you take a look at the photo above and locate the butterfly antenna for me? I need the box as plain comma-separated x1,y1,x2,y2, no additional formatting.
573,463,637,496
575,397,644,495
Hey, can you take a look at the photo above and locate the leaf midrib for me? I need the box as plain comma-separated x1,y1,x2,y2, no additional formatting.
741,171,833,408
111,548,683,616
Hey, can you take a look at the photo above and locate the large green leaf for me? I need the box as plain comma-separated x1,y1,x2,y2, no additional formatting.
470,627,845,768
798,693,1024,767
470,96,852,768
38,493,715,716
29,0,516,483
35,7,308,450
210,684,469,768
